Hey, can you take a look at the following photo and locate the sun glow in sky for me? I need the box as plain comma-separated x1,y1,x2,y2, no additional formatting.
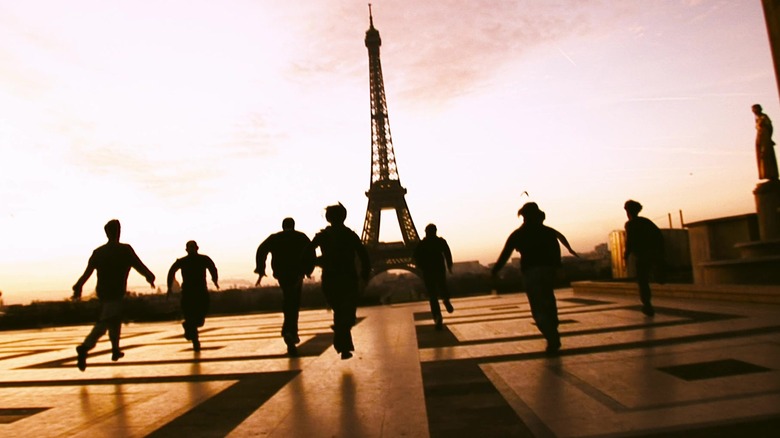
1,1,778,304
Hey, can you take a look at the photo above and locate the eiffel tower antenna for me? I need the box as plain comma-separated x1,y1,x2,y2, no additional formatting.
361,6,421,275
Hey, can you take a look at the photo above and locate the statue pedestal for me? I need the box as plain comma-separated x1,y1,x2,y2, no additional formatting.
686,181,780,286
754,179,780,240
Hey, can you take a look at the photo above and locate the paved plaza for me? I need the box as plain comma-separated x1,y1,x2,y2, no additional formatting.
0,289,779,437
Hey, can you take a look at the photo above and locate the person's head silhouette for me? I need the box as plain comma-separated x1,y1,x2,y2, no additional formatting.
425,223,437,237
185,240,199,255
282,217,295,230
104,219,121,242
518,202,544,224
325,203,347,225
624,199,642,219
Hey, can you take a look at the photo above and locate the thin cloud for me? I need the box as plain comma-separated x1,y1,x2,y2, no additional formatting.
603,145,747,156
558,47,578,66
222,113,281,158
64,120,280,202
686,0,734,23
288,0,636,106
71,144,222,201
0,8,76,98
53,114,222,202
623,96,701,102
0,45,52,98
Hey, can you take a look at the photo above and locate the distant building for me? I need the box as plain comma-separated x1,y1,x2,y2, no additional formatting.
609,228,692,282
452,261,490,275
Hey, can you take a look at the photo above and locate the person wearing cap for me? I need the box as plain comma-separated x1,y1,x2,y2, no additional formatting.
491,202,576,355
307,203,371,360
72,219,156,371
255,217,314,356
413,223,454,330
167,240,219,352
623,200,664,317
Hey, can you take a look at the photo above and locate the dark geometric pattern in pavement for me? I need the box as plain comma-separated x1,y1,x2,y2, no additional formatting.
0,408,49,424
415,304,744,350
658,358,773,381
19,332,334,370
421,359,534,438
415,296,780,437
0,312,355,436
631,414,780,438
146,370,299,437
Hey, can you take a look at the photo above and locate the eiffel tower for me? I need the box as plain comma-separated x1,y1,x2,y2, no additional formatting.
361,6,421,276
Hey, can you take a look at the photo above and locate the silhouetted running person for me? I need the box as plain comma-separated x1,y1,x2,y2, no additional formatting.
167,240,219,351
307,203,371,360
72,219,155,371
255,217,314,356
491,202,575,356
413,223,454,330
624,200,664,317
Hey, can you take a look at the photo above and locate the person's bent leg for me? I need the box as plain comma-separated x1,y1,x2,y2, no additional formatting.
425,275,443,329
322,277,346,356
332,302,348,354
344,290,357,354
438,274,454,313
81,321,108,352
537,266,560,354
108,318,124,361
525,267,560,354
524,268,545,335
77,319,107,371
636,258,655,316
78,300,121,370
332,282,357,359
280,277,303,348
190,294,208,352
102,300,125,361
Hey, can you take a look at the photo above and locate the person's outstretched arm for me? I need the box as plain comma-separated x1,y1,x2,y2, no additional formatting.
492,235,516,276
72,256,96,300
354,235,372,281
207,257,219,289
255,236,272,286
166,260,180,294
624,222,633,262
555,230,579,257
301,236,316,277
130,247,156,288
443,239,454,273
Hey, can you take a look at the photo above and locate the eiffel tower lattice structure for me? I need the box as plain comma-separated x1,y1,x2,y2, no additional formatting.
361,7,421,276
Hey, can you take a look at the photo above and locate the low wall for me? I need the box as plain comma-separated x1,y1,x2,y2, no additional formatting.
571,280,780,305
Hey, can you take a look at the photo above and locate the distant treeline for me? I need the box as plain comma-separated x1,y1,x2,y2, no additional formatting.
0,265,608,331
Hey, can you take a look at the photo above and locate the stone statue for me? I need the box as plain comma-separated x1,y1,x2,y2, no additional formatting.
752,104,779,180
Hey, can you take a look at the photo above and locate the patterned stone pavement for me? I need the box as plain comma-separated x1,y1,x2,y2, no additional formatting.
0,289,778,437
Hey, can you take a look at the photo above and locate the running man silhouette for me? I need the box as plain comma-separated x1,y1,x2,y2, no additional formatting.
255,218,314,356
167,240,219,351
491,202,575,356
413,223,454,330
623,200,664,317
307,203,371,360
72,219,155,371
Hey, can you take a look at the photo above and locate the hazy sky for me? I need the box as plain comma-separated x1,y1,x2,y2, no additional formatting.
1,0,778,304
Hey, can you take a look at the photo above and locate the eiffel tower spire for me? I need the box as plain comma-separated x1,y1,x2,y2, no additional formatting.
361,6,420,274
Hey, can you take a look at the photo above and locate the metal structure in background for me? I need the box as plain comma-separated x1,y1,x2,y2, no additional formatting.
361,7,421,276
